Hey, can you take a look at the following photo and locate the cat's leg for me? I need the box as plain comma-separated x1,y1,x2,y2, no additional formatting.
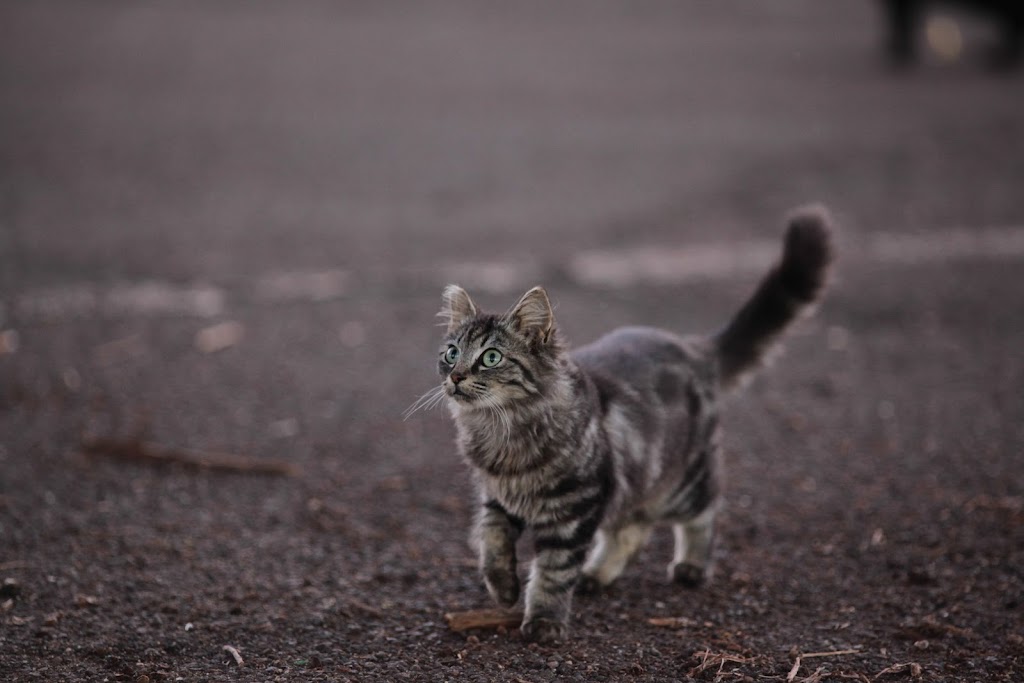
668,505,716,587
474,500,524,607
520,519,596,642
580,523,653,591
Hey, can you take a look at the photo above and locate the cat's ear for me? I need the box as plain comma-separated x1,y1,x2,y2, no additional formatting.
438,284,479,333
507,286,555,344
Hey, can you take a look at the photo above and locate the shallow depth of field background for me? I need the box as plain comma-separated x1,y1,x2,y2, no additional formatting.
2,2,1022,681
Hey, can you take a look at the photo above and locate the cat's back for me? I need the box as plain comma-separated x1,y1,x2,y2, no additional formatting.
572,326,689,368
571,326,713,404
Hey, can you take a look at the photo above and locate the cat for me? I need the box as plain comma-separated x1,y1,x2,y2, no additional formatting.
418,206,834,642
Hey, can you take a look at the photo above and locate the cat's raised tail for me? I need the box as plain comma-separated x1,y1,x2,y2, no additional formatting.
714,205,835,391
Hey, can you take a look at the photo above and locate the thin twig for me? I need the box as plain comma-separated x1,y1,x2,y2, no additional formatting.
787,656,802,682
342,598,385,618
687,649,751,677
648,616,698,629
222,645,244,667
874,662,922,679
81,436,299,476
0,561,30,571
789,648,860,682
802,648,861,659
800,667,826,683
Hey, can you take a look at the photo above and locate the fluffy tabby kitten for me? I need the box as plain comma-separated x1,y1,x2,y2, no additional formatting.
422,206,833,642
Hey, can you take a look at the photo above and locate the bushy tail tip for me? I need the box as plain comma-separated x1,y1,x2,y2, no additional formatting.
777,204,834,302
714,204,835,390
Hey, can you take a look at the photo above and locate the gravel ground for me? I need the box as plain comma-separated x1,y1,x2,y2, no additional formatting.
2,2,1022,681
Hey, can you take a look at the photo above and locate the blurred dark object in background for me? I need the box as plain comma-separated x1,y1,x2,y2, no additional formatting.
879,0,1022,69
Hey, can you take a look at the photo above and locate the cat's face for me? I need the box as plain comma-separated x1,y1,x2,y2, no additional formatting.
437,285,559,410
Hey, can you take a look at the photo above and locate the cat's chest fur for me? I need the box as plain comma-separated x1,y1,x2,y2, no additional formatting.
452,383,600,524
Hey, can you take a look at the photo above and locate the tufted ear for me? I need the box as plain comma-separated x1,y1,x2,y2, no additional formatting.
438,284,479,333
507,286,555,344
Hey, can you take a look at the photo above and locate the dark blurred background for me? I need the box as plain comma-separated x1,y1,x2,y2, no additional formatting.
1,1,1021,294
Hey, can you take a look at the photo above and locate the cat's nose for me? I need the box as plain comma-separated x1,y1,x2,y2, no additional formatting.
450,372,465,385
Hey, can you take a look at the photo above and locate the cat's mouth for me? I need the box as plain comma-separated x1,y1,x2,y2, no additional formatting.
448,385,475,402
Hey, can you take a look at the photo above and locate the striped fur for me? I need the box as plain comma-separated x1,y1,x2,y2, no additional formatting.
431,207,833,642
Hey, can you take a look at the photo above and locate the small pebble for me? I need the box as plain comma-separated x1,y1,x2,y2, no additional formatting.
0,578,20,598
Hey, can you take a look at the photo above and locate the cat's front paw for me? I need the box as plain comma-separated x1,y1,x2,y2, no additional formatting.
520,617,567,643
484,569,520,607
670,561,708,588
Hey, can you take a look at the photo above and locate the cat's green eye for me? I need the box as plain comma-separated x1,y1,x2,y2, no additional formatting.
443,345,460,365
481,348,503,368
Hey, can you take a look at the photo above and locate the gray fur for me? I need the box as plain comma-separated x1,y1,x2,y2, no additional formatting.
423,207,834,642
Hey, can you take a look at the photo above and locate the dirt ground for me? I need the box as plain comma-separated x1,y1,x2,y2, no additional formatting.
2,2,1023,681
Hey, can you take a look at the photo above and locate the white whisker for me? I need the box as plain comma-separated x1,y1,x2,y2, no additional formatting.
403,385,447,420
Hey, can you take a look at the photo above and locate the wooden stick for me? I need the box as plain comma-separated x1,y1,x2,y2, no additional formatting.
801,648,861,659
787,656,802,682
0,561,30,571
222,645,244,667
444,607,523,632
647,616,697,629
81,437,299,476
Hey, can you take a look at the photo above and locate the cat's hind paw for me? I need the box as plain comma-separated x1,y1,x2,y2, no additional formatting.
670,561,708,588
